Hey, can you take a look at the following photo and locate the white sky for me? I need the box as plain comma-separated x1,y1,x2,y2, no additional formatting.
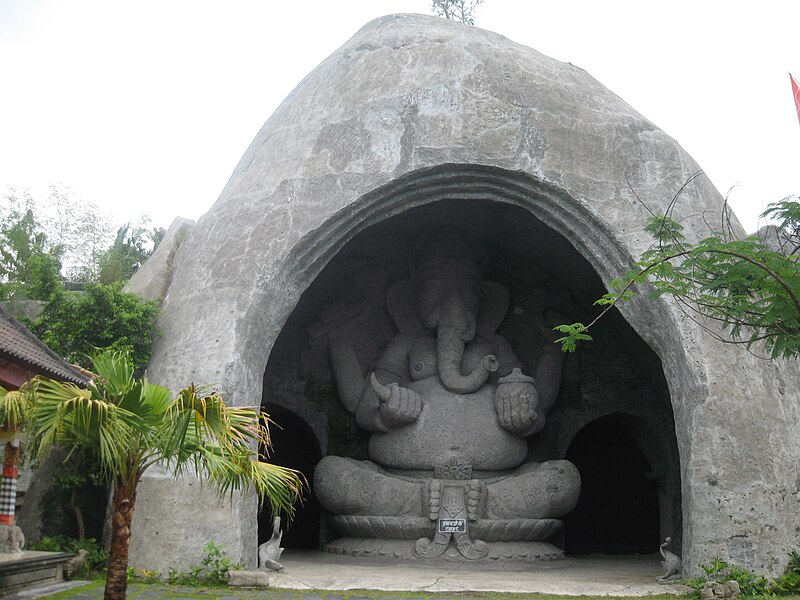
1,0,798,233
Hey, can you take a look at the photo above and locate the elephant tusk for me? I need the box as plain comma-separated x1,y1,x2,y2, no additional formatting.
481,355,499,373
369,372,392,401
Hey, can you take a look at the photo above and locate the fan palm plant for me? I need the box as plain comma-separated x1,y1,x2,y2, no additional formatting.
24,348,303,600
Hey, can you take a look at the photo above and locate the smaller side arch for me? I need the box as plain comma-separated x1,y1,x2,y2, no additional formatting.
564,413,678,555
259,404,323,549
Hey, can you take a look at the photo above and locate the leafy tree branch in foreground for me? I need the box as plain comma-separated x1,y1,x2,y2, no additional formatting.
556,184,800,359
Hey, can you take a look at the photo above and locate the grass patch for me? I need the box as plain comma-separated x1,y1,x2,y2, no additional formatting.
39,579,103,598
37,585,691,600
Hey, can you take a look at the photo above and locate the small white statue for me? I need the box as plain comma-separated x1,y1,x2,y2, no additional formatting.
657,536,682,581
258,516,284,571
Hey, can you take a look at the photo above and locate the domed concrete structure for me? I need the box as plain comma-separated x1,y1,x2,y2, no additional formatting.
129,14,799,575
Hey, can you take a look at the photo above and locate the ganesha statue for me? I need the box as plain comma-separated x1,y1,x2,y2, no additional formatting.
312,230,580,560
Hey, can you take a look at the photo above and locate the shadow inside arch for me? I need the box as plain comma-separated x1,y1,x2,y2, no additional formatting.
564,413,664,555
259,404,322,549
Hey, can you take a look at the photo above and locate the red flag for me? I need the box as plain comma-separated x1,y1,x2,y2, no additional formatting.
792,73,800,126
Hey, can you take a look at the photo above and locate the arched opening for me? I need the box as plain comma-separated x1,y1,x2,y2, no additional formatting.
260,188,682,555
564,414,661,554
258,405,322,549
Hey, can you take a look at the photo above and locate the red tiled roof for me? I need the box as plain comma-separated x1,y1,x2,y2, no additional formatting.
0,305,89,386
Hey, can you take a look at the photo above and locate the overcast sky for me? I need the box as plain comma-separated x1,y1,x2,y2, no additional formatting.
1,0,798,234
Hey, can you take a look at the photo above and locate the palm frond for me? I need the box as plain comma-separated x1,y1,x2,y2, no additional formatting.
192,444,305,518
159,388,304,515
89,348,134,399
27,375,139,480
250,460,306,518
163,387,263,459
0,386,31,431
142,381,172,414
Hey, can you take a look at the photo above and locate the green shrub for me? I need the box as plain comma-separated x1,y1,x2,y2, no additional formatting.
787,551,800,574
127,566,163,583
165,542,241,587
28,536,108,579
768,551,800,596
769,572,800,596
684,557,769,598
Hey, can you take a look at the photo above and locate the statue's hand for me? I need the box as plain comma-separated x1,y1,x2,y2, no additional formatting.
370,373,422,429
315,300,370,348
494,375,538,434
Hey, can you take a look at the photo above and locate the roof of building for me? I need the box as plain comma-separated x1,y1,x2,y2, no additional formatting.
0,305,90,386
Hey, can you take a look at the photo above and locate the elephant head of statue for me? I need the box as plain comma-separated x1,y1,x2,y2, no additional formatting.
387,229,509,394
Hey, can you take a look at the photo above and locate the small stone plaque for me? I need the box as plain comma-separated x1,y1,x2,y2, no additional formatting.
437,518,466,533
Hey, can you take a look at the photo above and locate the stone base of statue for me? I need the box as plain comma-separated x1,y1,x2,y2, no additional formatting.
324,536,564,561
323,482,566,561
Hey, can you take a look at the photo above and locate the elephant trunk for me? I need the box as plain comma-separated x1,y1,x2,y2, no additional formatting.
433,292,497,394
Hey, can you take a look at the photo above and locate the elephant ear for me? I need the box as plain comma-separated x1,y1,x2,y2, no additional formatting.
386,279,422,335
477,281,510,337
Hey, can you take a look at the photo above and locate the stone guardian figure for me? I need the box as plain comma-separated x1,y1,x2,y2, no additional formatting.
258,516,285,571
657,536,681,581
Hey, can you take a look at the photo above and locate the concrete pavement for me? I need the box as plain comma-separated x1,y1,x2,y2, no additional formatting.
267,551,686,596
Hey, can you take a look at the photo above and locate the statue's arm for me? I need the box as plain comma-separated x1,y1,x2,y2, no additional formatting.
533,342,565,416
491,335,525,377
355,368,399,432
355,334,417,432
329,344,366,414
491,334,541,436
316,301,372,414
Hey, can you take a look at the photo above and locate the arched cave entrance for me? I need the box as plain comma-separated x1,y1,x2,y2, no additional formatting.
262,195,682,554
564,414,661,554
257,405,322,549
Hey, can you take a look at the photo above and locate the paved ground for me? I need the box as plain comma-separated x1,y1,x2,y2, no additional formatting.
8,551,688,599
267,552,686,596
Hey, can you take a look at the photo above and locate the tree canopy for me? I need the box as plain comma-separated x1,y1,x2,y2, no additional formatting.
0,193,62,301
431,0,484,24
1,188,163,370
0,186,162,293
33,283,159,371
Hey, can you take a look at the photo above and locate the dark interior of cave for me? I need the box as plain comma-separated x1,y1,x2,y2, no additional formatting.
564,413,661,554
258,404,322,549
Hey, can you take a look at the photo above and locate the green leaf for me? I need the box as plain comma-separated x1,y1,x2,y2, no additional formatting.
553,323,593,352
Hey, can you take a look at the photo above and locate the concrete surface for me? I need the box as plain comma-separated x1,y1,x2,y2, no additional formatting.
267,551,687,596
